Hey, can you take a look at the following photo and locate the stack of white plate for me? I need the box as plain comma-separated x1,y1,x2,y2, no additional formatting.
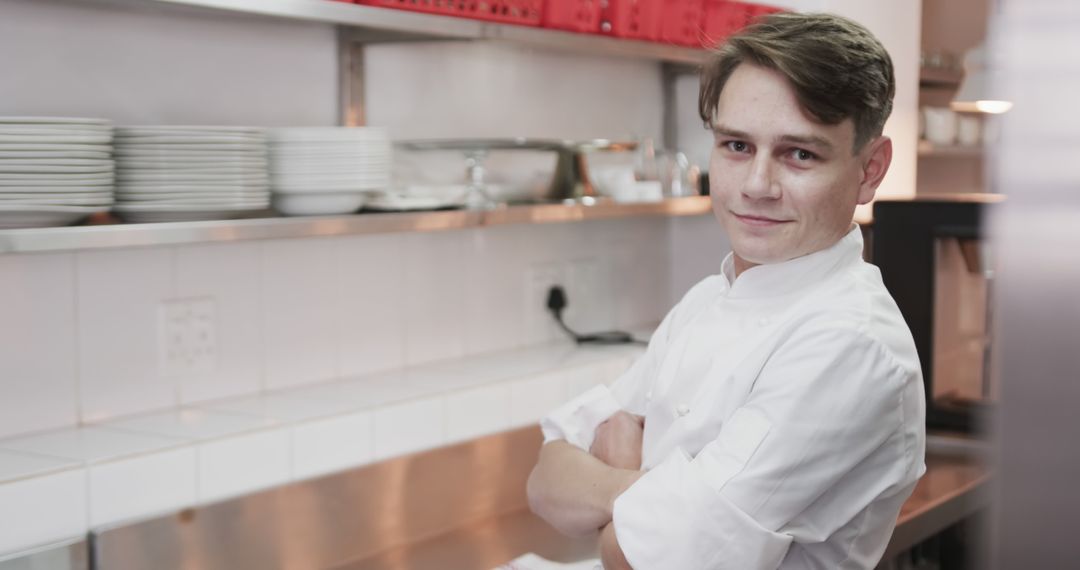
0,117,114,229
269,127,391,216
112,126,270,223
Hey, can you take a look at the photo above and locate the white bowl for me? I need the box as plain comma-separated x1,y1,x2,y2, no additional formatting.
272,192,366,216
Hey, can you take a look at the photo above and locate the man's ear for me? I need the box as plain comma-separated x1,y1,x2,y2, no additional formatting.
857,136,892,205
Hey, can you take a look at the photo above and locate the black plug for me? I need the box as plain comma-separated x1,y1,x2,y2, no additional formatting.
546,285,567,316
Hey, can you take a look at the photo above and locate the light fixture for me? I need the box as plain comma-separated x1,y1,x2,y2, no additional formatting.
952,43,1013,114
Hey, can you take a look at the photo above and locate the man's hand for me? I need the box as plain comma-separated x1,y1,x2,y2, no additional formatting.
590,411,644,470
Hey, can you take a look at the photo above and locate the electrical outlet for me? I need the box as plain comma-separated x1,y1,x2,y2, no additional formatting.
159,297,218,377
525,262,571,344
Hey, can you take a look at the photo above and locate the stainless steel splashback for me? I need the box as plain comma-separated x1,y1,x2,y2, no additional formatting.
92,427,544,570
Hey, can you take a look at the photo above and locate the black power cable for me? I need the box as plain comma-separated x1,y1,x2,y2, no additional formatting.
545,285,647,346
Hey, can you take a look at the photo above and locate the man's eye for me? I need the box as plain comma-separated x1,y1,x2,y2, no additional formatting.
724,141,749,153
791,149,816,161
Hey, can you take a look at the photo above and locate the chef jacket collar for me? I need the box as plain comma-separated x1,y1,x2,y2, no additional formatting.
720,224,863,299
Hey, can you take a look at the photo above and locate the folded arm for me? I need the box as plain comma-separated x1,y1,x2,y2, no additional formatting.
526,440,642,537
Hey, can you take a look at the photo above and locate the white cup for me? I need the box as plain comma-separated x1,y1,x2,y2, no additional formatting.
923,107,958,146
957,115,982,147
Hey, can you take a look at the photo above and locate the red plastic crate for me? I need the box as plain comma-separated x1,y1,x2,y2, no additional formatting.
543,0,602,33
659,0,705,46
701,1,783,48
357,0,544,27
601,0,663,41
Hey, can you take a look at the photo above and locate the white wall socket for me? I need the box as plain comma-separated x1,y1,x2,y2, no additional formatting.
159,297,218,377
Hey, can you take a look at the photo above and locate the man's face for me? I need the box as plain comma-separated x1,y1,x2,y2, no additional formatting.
709,64,884,271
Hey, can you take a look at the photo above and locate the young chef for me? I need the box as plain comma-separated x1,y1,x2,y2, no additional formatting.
527,12,926,570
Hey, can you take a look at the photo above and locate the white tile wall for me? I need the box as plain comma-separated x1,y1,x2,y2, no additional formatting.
364,42,664,142
261,238,340,390
0,253,78,439
372,397,445,461
77,248,175,422
174,242,263,404
463,228,525,355
401,231,469,366
336,234,406,377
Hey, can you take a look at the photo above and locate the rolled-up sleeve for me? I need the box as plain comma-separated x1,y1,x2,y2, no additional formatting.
612,326,917,569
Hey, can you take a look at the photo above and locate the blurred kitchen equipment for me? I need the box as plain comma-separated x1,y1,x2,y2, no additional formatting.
957,115,982,147
873,195,1003,433
922,107,958,146
951,43,1014,115
392,138,641,209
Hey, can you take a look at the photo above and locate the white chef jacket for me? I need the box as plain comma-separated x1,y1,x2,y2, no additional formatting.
540,225,926,570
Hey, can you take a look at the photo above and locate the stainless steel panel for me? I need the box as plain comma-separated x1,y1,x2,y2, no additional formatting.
92,427,545,570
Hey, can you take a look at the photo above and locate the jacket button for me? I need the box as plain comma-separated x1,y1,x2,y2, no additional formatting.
676,404,690,417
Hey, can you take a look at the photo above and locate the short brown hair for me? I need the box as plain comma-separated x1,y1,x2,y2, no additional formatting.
699,12,895,151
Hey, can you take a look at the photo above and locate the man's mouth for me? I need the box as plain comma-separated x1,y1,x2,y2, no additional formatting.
732,212,791,226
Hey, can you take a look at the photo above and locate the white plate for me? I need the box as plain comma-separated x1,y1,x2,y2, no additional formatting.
118,170,267,180
0,196,114,206
0,205,106,229
0,134,112,144
113,143,265,152
273,192,365,216
0,164,114,175
116,157,267,167
270,127,388,142
112,203,268,223
0,143,112,152
0,117,110,125
270,141,393,151
272,165,390,174
114,135,266,145
0,150,111,160
117,194,267,203
0,174,114,184
0,127,112,137
118,167,267,177
272,175,389,186
0,155,110,165
117,197,269,207
114,147,264,156
0,185,112,193
0,191,112,199
117,126,263,135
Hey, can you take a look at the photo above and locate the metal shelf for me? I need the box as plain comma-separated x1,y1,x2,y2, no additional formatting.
0,197,713,254
917,140,984,158
103,0,709,65
919,66,963,88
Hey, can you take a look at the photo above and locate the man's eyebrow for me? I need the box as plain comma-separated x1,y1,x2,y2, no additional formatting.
712,125,752,139
778,133,834,151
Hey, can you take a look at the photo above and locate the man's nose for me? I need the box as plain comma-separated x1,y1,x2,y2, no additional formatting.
742,155,781,200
